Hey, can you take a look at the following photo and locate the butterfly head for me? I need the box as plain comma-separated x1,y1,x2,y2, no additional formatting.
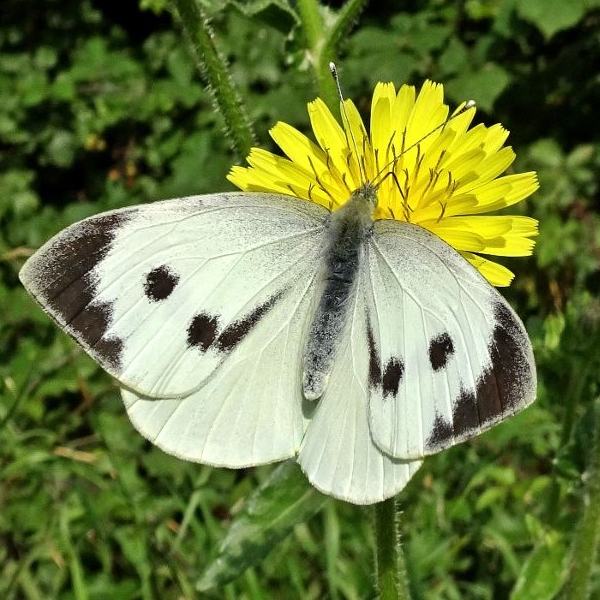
350,181,379,214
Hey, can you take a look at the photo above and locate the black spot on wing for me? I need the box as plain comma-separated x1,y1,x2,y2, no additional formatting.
428,332,454,371
366,322,382,389
367,320,404,400
38,213,130,370
144,265,179,301
187,294,282,355
426,302,534,451
382,358,404,399
187,313,219,352
216,294,282,353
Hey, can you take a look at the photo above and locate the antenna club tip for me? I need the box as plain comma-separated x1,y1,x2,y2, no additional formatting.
465,99,476,109
329,62,337,74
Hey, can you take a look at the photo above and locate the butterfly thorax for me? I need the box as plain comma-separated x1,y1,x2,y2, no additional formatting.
302,184,377,401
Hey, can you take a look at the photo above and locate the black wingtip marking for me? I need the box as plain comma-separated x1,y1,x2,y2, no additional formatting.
487,302,535,411
33,213,129,371
428,332,454,371
144,265,179,301
426,302,534,451
468,302,534,428
451,387,482,438
429,414,454,449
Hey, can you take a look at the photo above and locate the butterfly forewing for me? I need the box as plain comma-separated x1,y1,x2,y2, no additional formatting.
364,220,536,459
121,267,320,467
20,193,329,398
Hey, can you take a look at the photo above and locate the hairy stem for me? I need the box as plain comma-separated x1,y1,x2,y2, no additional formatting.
320,0,368,80
295,0,337,108
296,0,367,111
173,0,254,158
373,496,411,600
561,399,600,599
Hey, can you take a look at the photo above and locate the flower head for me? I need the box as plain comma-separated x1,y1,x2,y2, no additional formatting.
228,80,538,286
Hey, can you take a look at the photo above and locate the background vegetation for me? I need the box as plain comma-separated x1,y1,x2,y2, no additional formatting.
2,0,600,598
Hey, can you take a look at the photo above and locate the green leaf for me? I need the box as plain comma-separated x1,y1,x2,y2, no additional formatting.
197,460,328,590
52,72,76,101
445,64,510,112
437,38,469,77
528,138,564,168
231,0,299,34
45,129,78,167
516,0,586,39
510,536,566,600
543,312,566,351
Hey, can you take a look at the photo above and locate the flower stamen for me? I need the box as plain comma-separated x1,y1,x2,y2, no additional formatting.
437,202,447,221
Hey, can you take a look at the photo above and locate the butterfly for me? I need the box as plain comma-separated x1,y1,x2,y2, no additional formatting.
19,176,536,504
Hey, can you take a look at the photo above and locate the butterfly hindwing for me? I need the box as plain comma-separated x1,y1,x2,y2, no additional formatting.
365,220,536,459
298,264,421,504
20,192,329,398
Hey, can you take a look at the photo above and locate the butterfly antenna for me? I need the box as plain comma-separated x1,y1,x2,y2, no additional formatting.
329,62,368,185
403,99,476,158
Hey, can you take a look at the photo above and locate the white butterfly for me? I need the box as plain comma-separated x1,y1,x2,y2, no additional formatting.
19,181,536,504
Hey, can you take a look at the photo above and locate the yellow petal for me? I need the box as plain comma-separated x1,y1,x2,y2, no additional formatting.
407,81,448,147
342,98,372,185
427,224,486,253
461,252,515,286
308,99,351,179
453,172,539,214
371,82,396,170
270,122,328,174
437,215,538,256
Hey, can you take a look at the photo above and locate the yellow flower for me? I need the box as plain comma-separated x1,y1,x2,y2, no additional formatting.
228,80,539,286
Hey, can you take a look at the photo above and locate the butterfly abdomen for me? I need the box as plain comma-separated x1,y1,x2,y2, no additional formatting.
302,188,376,401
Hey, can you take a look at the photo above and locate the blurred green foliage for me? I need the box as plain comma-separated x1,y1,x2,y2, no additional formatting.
2,0,600,598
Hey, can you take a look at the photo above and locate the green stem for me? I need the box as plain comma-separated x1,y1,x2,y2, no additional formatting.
559,362,592,447
296,0,367,111
173,0,254,159
319,0,369,79
373,497,411,600
59,509,89,600
295,0,336,108
561,399,600,600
